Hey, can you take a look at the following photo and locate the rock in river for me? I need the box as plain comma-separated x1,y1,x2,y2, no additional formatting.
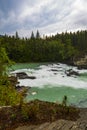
65,69,79,76
16,72,36,79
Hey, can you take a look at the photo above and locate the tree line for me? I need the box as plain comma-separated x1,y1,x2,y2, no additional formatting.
0,30,87,63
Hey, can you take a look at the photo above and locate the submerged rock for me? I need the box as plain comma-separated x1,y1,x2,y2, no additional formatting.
28,76,36,79
50,69,58,71
65,69,79,76
16,72,36,79
16,72,29,79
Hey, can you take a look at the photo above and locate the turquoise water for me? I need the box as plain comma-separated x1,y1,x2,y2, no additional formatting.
26,86,87,107
10,63,87,108
79,73,87,81
10,63,47,70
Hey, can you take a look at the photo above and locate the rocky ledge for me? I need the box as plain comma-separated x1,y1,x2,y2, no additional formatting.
0,100,80,130
74,55,87,69
15,108,87,130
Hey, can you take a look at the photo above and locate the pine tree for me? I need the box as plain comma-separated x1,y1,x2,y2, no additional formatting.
15,31,19,39
31,31,35,39
36,30,40,39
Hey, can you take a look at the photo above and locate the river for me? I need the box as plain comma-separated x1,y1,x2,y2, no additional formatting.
10,63,87,108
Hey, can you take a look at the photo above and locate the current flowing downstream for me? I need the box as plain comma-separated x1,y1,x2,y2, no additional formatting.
10,63,87,108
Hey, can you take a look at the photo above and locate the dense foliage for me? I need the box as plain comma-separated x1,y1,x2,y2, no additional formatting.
0,47,22,106
0,84,21,106
1,30,87,63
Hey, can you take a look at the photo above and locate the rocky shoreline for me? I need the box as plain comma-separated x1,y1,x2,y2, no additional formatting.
0,99,87,130
74,55,87,69
14,108,87,130
0,99,80,130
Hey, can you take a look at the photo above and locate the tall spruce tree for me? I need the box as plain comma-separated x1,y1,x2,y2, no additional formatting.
15,31,19,39
36,30,40,39
31,31,35,39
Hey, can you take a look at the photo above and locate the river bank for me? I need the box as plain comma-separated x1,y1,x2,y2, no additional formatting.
15,107,87,130
0,100,80,130
0,100,87,130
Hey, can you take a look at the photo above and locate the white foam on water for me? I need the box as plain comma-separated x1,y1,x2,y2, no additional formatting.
11,63,87,89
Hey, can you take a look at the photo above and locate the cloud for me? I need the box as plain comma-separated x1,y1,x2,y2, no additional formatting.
0,0,87,37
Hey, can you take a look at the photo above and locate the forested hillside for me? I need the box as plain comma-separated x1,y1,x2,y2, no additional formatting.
0,30,87,63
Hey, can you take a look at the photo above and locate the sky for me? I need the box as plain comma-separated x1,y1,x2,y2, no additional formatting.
0,0,87,37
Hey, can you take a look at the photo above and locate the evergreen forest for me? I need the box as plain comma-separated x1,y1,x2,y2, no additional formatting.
0,30,87,63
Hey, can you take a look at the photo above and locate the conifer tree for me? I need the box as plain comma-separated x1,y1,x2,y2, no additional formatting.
36,30,40,39
31,31,35,39
15,31,19,39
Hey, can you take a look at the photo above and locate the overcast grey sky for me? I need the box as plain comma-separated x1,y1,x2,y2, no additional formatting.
0,0,87,37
